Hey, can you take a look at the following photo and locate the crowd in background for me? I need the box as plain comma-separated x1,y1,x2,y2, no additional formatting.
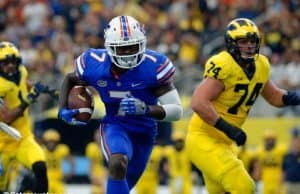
0,0,299,118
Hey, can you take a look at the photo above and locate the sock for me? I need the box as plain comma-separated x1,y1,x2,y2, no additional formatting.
106,177,129,194
32,161,48,192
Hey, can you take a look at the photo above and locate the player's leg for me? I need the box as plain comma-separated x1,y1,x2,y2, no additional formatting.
16,136,48,193
0,152,14,192
186,133,255,194
221,163,255,194
202,174,225,194
100,123,133,194
126,133,153,189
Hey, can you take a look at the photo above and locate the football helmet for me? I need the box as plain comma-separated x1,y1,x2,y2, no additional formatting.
43,129,61,142
0,41,22,76
104,15,146,69
224,18,261,63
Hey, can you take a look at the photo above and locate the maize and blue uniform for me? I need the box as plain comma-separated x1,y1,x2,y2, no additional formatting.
75,48,175,189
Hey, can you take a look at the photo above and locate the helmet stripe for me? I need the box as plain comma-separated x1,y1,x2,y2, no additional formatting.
120,16,129,38
125,16,131,36
119,17,124,37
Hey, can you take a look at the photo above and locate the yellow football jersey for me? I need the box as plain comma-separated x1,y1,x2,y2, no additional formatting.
238,146,256,172
189,51,271,143
164,145,192,194
85,141,105,177
86,141,106,194
256,144,287,194
0,65,32,150
136,145,164,194
44,144,70,181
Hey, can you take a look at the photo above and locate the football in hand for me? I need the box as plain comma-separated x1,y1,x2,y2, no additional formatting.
67,86,94,122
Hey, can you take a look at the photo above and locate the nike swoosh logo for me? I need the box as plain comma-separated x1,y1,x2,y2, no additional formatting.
132,82,142,87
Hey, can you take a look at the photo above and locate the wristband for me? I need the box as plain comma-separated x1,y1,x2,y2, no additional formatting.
282,91,300,106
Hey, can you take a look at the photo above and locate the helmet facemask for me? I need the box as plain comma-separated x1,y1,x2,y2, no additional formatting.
106,39,146,69
104,16,147,69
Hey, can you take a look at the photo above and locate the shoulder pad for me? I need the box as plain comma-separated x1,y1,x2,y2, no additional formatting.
204,51,232,80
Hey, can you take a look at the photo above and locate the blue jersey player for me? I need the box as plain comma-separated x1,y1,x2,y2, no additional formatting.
58,15,183,194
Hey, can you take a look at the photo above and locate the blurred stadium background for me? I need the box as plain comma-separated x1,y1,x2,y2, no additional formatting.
1,0,299,193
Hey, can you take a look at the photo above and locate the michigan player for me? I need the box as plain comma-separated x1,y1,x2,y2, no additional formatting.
85,129,107,194
165,130,192,194
42,128,74,194
186,18,300,194
256,129,287,194
135,145,164,194
58,15,183,194
0,41,49,192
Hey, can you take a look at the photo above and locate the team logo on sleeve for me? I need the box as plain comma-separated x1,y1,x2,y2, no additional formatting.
97,80,107,87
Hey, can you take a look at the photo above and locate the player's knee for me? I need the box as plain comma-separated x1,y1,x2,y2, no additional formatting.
223,165,256,194
234,178,255,194
108,154,128,179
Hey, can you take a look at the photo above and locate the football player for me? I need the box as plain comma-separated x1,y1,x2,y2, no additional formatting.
58,15,183,194
85,129,107,194
256,129,287,194
186,18,300,194
165,130,192,194
135,145,164,194
0,41,48,192
42,129,74,194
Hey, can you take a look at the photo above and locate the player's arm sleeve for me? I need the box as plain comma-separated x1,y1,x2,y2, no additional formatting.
155,57,182,121
74,51,89,80
203,57,230,81
158,89,182,121
156,58,176,85
58,144,70,157
85,143,93,159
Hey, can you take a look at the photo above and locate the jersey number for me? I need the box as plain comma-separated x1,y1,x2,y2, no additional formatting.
207,62,222,79
228,83,263,114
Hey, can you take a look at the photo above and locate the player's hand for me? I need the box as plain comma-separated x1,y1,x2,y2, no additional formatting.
33,81,59,100
229,127,247,146
118,95,149,116
48,89,59,100
32,81,50,95
18,91,39,110
58,108,87,126
214,117,247,146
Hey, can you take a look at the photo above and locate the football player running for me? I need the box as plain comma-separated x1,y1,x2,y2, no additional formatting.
186,18,300,194
0,41,49,192
58,15,183,194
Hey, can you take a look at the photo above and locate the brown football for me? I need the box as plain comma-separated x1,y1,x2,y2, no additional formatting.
67,86,94,122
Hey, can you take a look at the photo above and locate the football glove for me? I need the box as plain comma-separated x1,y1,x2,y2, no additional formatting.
33,81,59,100
18,91,40,110
32,81,49,94
58,108,87,125
118,95,149,116
214,117,247,146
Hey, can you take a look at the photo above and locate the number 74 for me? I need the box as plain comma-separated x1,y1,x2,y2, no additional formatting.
228,83,263,114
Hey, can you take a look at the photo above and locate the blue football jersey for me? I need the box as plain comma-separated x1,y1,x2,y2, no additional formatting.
75,48,175,135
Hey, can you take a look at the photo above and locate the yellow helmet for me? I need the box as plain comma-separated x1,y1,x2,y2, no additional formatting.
0,41,21,64
263,129,277,139
225,18,261,63
43,129,61,142
171,130,185,141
